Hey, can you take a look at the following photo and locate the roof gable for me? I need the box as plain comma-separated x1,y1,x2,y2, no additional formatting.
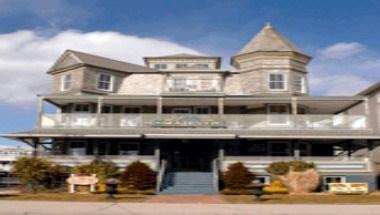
48,50,158,74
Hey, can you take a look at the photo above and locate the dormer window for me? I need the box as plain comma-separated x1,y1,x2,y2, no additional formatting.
97,73,114,92
61,73,72,91
269,73,287,91
154,64,167,70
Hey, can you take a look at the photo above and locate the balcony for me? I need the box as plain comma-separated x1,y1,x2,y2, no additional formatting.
40,113,369,131
164,79,222,93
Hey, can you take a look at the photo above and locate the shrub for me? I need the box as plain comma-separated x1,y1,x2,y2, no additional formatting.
263,179,288,194
266,161,315,175
266,162,289,175
12,157,64,192
121,161,156,190
72,159,119,184
223,162,255,190
266,161,320,194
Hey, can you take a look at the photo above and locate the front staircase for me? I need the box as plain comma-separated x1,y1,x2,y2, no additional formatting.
160,172,216,194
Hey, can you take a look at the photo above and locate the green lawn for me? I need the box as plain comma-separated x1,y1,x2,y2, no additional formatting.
224,194,380,204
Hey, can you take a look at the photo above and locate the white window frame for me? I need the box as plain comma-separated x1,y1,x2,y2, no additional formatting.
294,75,306,93
172,108,192,114
267,104,290,125
268,73,287,91
194,106,211,114
96,73,114,92
60,73,72,91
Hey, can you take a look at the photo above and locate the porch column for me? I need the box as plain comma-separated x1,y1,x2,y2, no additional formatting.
96,96,103,127
291,97,298,128
218,98,224,115
32,138,39,157
293,141,300,160
218,143,224,171
36,96,45,127
154,142,160,170
157,97,163,115
364,97,370,128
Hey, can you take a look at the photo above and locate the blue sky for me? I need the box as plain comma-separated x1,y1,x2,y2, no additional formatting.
1,0,380,146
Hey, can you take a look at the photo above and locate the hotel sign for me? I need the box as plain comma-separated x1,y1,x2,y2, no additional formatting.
66,175,98,185
328,183,368,194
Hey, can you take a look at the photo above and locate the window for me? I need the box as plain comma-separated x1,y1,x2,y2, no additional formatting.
172,108,192,114
61,73,72,91
255,176,271,185
73,104,91,113
194,106,211,114
154,64,167,70
269,142,291,156
172,78,186,91
323,176,346,191
97,73,113,91
119,142,139,155
123,107,142,113
294,75,305,93
176,64,188,69
269,73,286,90
68,141,86,156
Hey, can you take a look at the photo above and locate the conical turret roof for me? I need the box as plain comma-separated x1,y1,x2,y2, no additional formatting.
236,22,309,57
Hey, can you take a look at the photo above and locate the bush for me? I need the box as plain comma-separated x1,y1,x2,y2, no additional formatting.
12,157,64,192
263,179,288,194
266,161,315,175
266,162,289,175
223,162,255,190
121,161,156,190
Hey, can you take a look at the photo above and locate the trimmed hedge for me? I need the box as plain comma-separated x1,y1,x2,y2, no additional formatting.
266,160,314,175
121,161,156,190
223,162,255,190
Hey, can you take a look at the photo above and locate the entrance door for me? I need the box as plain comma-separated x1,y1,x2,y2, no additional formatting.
161,140,216,172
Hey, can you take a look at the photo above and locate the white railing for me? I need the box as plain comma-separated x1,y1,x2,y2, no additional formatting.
156,159,167,193
40,113,369,130
41,155,157,170
223,156,372,173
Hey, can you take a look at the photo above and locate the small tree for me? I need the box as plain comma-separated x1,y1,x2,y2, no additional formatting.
12,157,60,192
223,162,255,190
72,160,119,184
121,161,156,190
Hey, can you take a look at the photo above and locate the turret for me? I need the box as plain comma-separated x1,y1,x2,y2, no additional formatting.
231,22,311,96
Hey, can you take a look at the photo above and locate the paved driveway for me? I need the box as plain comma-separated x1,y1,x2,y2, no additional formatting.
1,201,380,215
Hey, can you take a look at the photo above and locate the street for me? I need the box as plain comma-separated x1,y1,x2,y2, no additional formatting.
0,201,380,215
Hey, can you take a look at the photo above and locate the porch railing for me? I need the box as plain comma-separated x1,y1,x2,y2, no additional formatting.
40,113,369,130
222,156,372,173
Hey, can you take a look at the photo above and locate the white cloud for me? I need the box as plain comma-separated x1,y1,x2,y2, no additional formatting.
309,74,372,96
0,30,201,106
318,42,365,59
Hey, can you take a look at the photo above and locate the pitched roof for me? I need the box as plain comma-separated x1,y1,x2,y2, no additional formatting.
48,50,158,73
236,22,309,57
356,81,380,96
